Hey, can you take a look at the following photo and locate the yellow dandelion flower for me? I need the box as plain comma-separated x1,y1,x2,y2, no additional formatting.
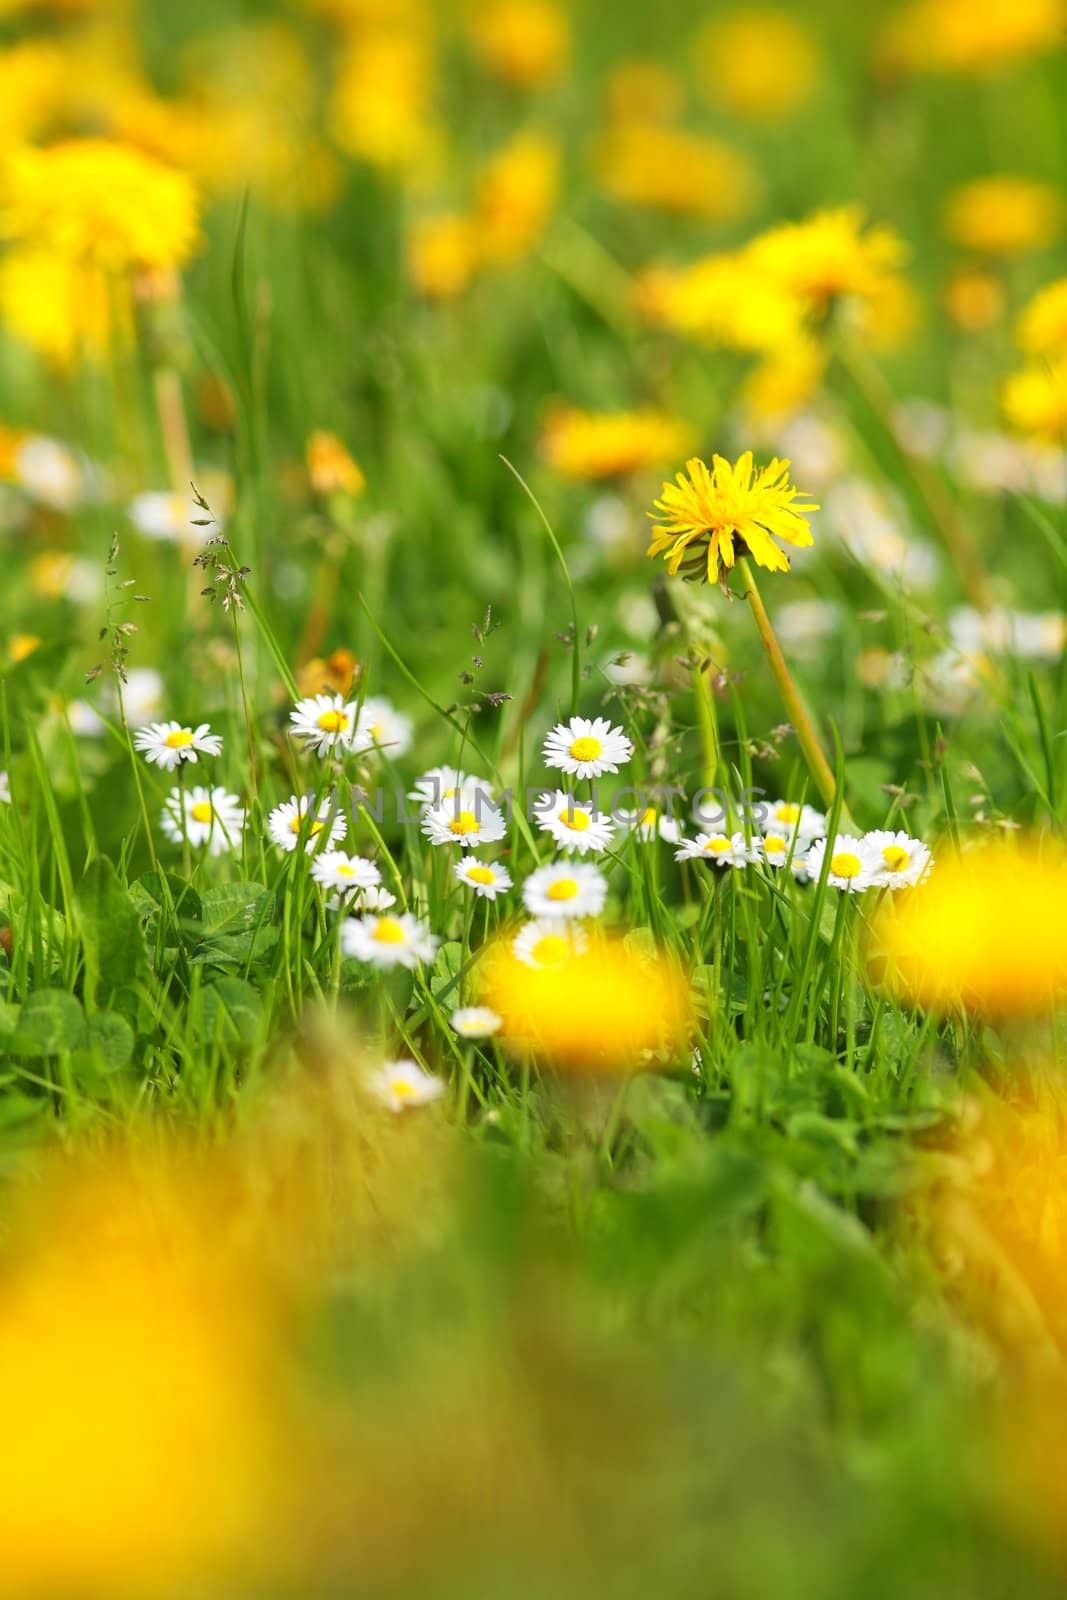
596,124,757,221
694,8,821,121
603,62,685,125
474,131,558,265
541,406,696,482
0,245,114,366
1018,276,1067,357
331,30,438,175
1002,360,1067,440
470,0,569,89
945,176,1062,257
877,0,1067,76
0,40,67,145
745,205,907,323
1,138,199,273
944,266,1006,332
871,839,1067,1016
406,212,481,299
306,432,366,498
740,339,827,423
484,935,691,1073
647,453,818,584
637,250,804,351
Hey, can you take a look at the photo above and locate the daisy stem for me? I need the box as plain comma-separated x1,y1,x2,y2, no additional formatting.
734,556,856,830
691,657,720,792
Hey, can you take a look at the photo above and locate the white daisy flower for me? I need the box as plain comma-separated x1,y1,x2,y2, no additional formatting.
407,767,480,809
13,435,82,511
119,667,165,728
511,918,587,969
521,862,607,920
534,790,616,856
133,720,223,770
543,715,634,780
864,830,933,889
617,805,682,843
160,786,245,855
0,771,10,804
454,857,513,899
368,1059,445,1112
451,1006,502,1039
674,832,755,868
341,911,437,969
351,697,414,759
359,884,398,911
422,792,507,848
289,693,360,757
760,799,827,842
805,835,880,892
757,833,796,869
129,491,215,546
267,793,348,854
310,851,382,895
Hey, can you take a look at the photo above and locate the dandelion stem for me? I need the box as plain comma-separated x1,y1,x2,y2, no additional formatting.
735,556,855,828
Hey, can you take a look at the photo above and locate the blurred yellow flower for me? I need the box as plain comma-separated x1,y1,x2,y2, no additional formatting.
637,251,804,351
1018,276,1067,356
474,131,559,264
469,0,569,89
8,633,40,662
878,0,1067,75
596,123,757,221
407,212,481,299
307,431,366,497
741,339,827,423
485,934,691,1072
648,453,817,582
944,177,1062,257
746,205,907,326
0,40,66,144
694,8,821,121
1003,360,1067,440
540,406,697,481
872,839,1067,1016
1,138,199,273
603,61,685,125
0,245,114,365
332,29,438,174
944,266,1006,331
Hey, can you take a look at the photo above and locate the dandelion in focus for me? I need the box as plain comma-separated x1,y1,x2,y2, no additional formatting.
647,454,818,584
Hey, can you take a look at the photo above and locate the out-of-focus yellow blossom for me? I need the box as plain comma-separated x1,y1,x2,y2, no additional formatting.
597,123,757,220
746,206,907,328
407,212,481,299
0,425,23,479
604,61,685,125
540,406,697,481
637,252,804,351
332,29,438,175
469,0,569,89
1003,360,1067,441
944,177,1062,257
485,935,691,1072
648,453,817,582
0,41,67,144
1018,276,1067,356
474,132,558,264
741,339,827,423
1,139,199,272
873,839,1067,1016
0,1162,288,1596
877,0,1067,75
945,266,1006,331
297,648,360,698
694,8,821,121
0,246,114,366
8,634,40,662
307,431,366,498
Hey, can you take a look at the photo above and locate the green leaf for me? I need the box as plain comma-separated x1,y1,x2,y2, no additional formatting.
8,989,85,1056
429,940,463,1002
84,1011,135,1070
197,978,263,1045
75,857,149,1006
192,883,277,967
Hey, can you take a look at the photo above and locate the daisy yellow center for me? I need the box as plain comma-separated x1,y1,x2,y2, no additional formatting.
704,838,732,855
559,808,590,832
764,836,786,856
317,709,348,733
775,803,800,824
164,729,193,749
373,918,406,944
531,935,569,965
569,736,602,762
467,866,496,885
449,810,480,836
639,808,658,827
336,864,356,878
190,802,214,824
546,878,578,901
830,851,862,879
881,845,909,873
368,722,382,739
290,815,325,837
391,1079,416,1100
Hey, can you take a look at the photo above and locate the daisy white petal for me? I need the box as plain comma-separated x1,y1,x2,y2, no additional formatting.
368,1059,444,1111
534,790,616,856
453,856,513,899
311,851,382,894
863,829,933,889
674,832,756,868
542,715,633,780
422,792,507,848
289,693,360,757
511,918,587,969
451,1006,502,1039
407,767,481,809
351,696,414,759
160,785,245,856
267,793,348,854
617,806,682,843
521,862,607,919
133,720,223,771
760,799,827,842
341,912,437,969
804,835,880,892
